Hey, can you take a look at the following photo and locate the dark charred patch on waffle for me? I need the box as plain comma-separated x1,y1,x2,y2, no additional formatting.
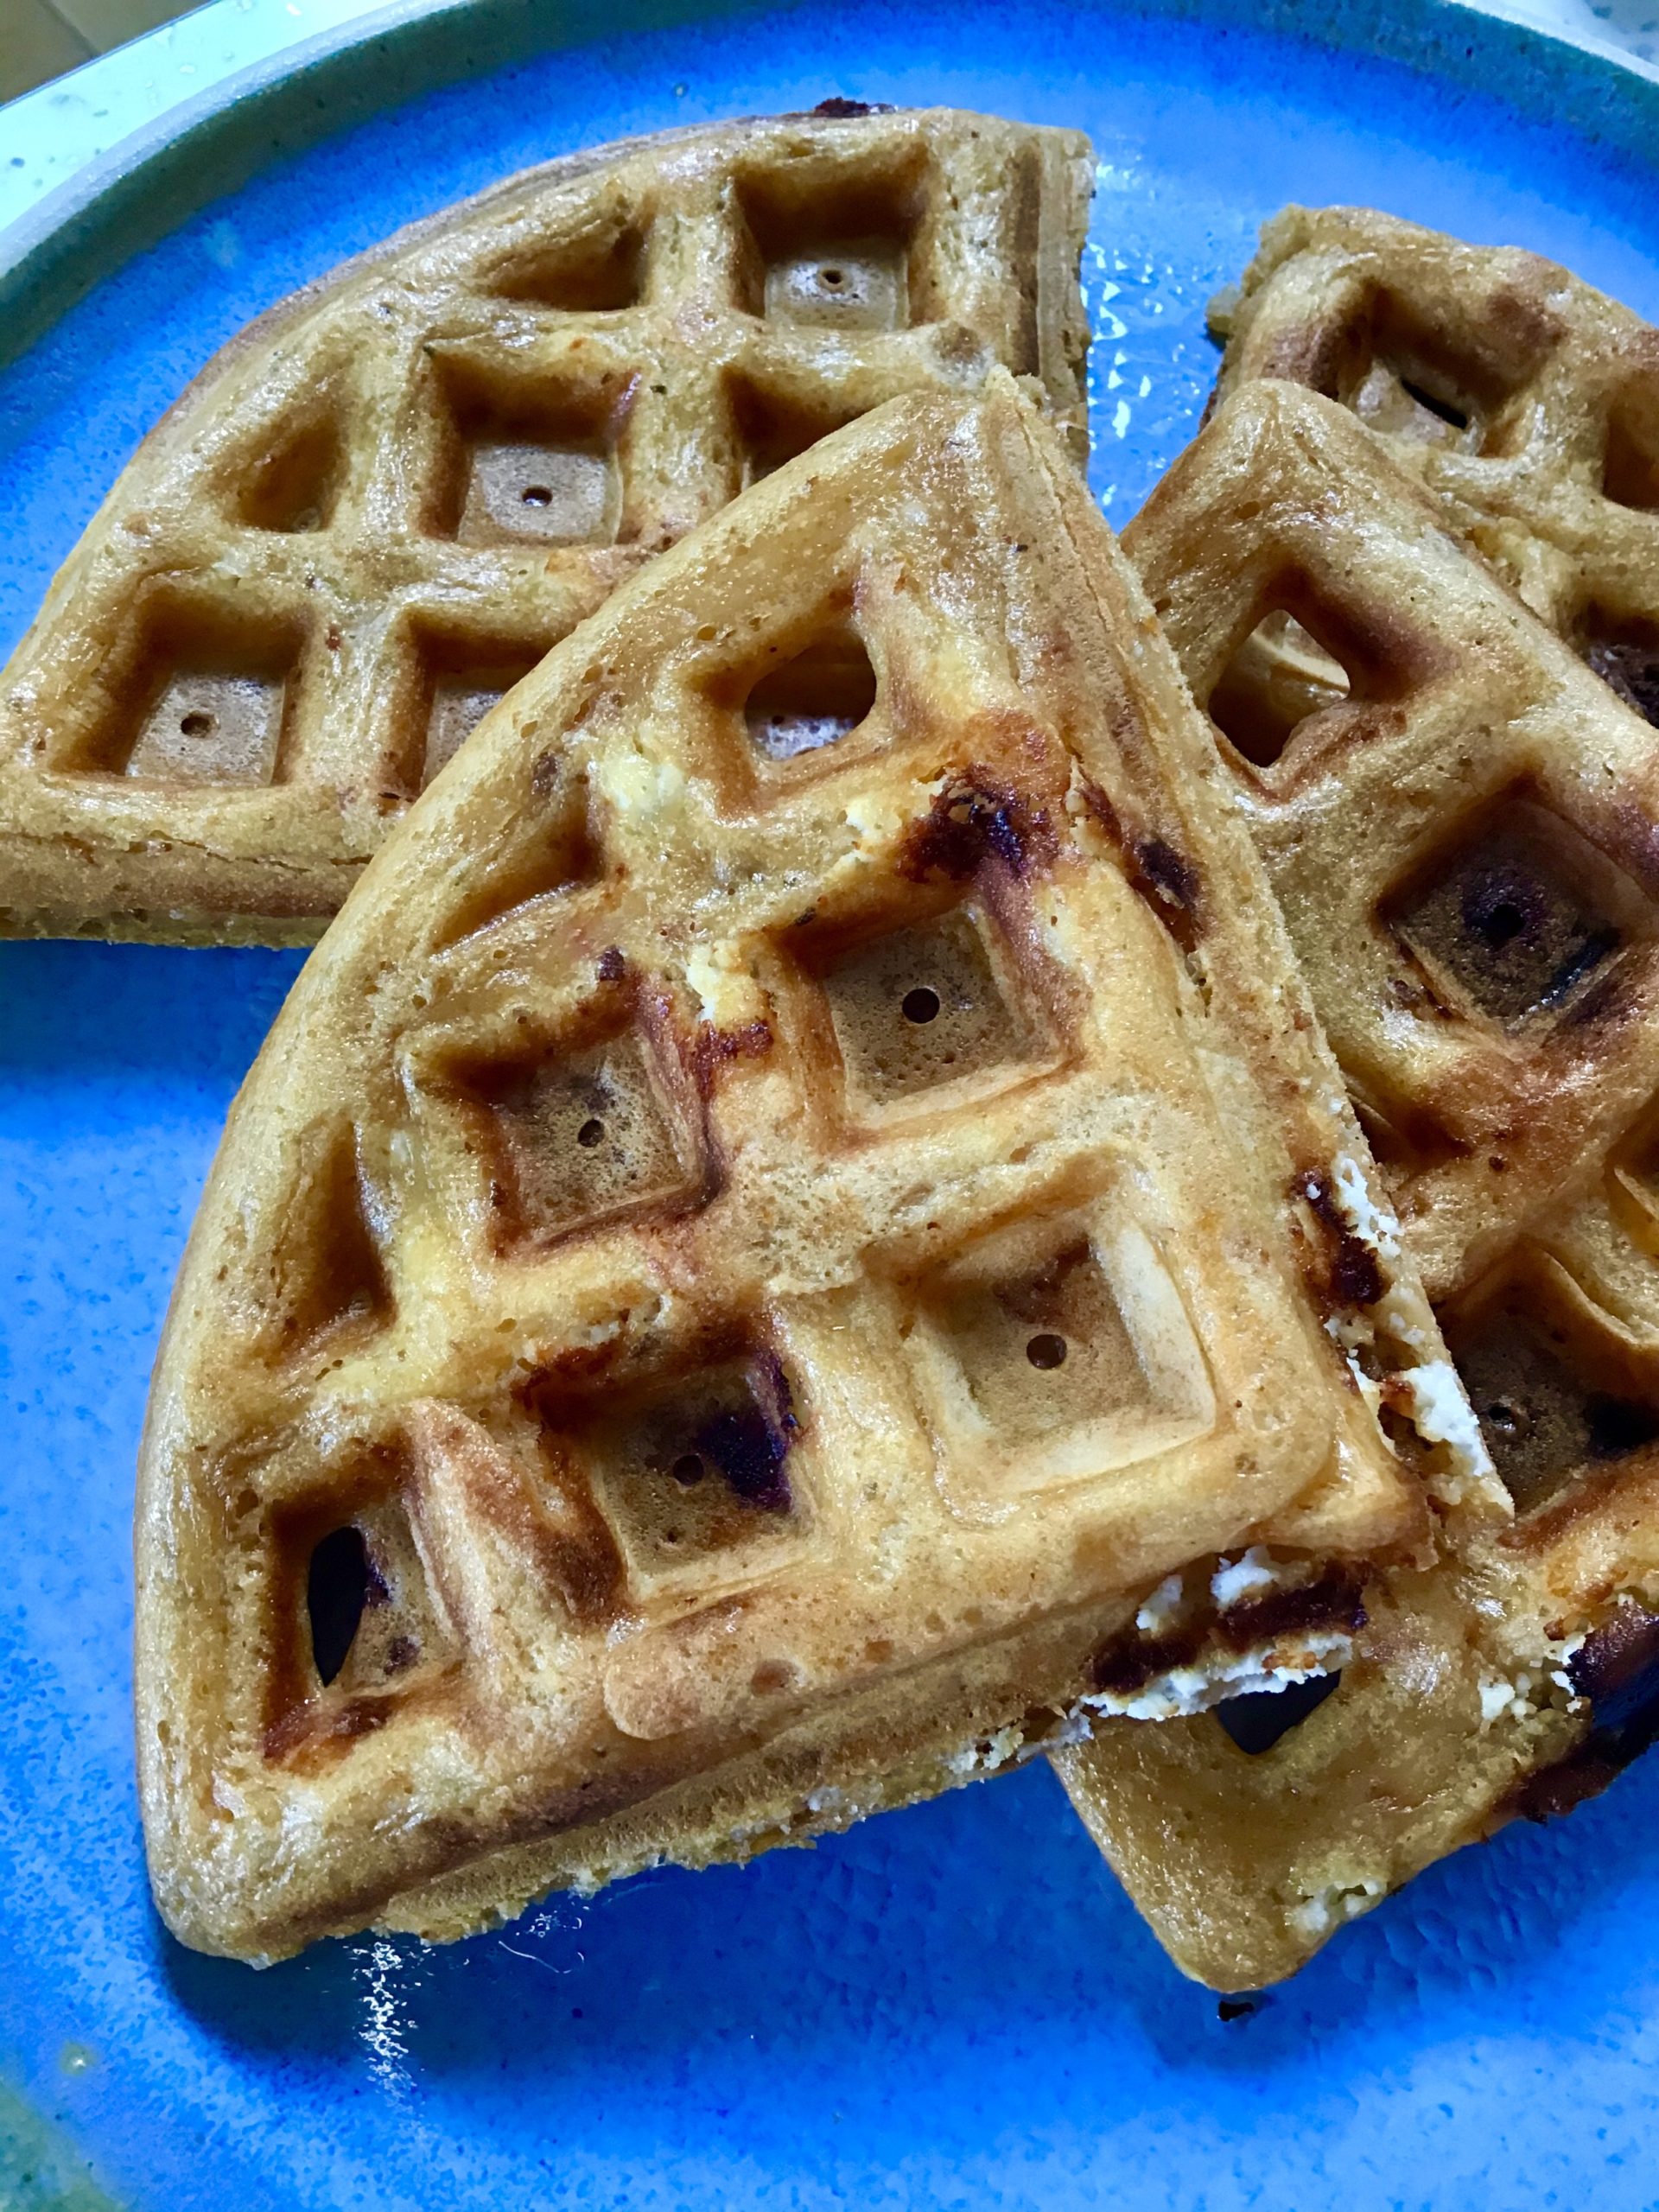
899,773,1055,884
1088,1572,1363,1697
1129,836,1204,947
566,1349,805,1576
1074,777,1204,950
691,1019,774,1097
1508,1602,1659,1821
1447,1283,1659,1523
1090,1621,1205,1697
680,1353,798,1514
1585,637,1659,728
809,96,893,117
1383,799,1645,1033
1216,1569,1367,1655
1293,1168,1386,1313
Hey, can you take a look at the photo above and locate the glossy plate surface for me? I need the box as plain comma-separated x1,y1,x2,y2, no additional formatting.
3,3,1659,2204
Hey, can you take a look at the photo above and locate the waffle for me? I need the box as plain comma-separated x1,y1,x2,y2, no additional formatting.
0,105,1090,946
135,377,1476,1964
1209,204,1659,671
1058,379,1659,1988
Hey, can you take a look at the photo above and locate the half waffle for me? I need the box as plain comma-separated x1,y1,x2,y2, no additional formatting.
136,377,1474,1964
0,105,1090,945
1210,204,1659,692
1060,380,1659,1988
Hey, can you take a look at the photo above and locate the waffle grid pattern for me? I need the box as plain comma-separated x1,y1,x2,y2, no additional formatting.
136,385,1447,1960
0,107,1091,940
1211,203,1659,671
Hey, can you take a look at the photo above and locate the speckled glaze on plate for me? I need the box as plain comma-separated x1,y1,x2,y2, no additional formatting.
3,4,1659,2207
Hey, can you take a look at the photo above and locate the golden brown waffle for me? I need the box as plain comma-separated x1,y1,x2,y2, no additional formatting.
1059,379,1659,1988
0,105,1090,946
136,378,1474,1964
1210,204,1659,675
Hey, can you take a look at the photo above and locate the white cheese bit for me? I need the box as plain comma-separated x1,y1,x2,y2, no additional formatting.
1399,1360,1493,1478
1287,1876,1385,1939
597,746,686,817
1479,1676,1517,1726
684,945,758,1027
1135,1573,1185,1634
1478,1671,1548,1728
1211,1548,1281,1608
1548,1630,1588,1694
944,1724,1027,1778
842,792,904,847
1330,1153,1402,1262
1081,1629,1352,1722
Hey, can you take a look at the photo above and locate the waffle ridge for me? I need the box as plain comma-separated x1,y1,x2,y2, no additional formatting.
0,105,1090,945
1210,203,1659,672
136,378,1467,1963
1059,374,1659,1989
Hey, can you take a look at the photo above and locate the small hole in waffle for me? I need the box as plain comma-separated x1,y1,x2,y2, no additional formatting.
445,1023,698,1252
464,443,618,545
762,237,909,329
1207,607,1351,770
741,623,877,763
61,592,305,783
564,1354,804,1585
816,907,1038,1112
1214,1669,1343,1755
1386,798,1646,1030
134,676,284,784
427,359,632,546
270,1478,457,1750
1443,1275,1659,1516
1341,289,1548,457
1352,359,1478,448
901,1206,1217,1505
736,154,923,328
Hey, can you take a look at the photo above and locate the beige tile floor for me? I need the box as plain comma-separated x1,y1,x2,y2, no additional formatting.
2,0,194,101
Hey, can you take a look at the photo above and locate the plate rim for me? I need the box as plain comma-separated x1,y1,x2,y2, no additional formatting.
4,0,1659,379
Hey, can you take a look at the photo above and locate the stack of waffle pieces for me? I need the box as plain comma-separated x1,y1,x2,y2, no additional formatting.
9,111,1659,1983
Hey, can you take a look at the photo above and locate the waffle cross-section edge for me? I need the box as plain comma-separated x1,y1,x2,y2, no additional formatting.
1059,377,1659,1989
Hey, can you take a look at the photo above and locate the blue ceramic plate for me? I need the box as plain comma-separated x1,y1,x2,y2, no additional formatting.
4,4,1659,2205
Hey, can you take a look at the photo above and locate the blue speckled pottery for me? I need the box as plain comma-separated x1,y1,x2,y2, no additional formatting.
4,4,1659,2205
